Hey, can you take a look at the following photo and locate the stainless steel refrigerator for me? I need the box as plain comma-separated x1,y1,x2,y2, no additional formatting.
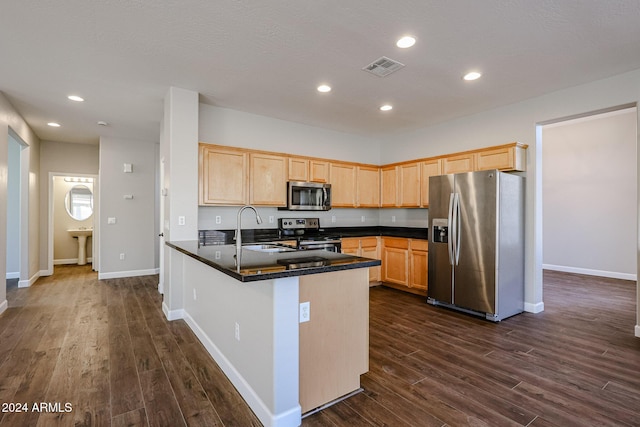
427,169,525,321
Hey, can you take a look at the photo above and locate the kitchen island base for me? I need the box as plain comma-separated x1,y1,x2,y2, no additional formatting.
299,268,369,413
164,245,372,427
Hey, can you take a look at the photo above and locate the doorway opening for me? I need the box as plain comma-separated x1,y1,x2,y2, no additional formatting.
537,104,638,313
47,172,99,275
6,129,29,290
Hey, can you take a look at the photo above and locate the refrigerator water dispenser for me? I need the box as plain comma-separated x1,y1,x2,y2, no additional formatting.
432,218,449,243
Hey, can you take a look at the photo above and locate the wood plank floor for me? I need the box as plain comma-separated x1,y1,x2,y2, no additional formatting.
1,266,638,426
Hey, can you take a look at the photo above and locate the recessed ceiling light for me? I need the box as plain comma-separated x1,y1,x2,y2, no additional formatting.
396,36,416,48
67,95,84,102
380,104,393,111
463,71,482,81
317,84,332,93
47,122,61,127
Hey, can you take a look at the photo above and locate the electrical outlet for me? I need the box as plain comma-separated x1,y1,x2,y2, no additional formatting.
215,215,222,224
361,215,366,223
215,251,221,260
193,289,197,301
120,253,125,260
108,217,117,225
269,215,275,224
391,215,396,223
299,302,310,323
331,215,336,223
234,322,240,341
178,216,186,226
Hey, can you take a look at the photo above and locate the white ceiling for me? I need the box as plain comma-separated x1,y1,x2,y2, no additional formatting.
2,1,640,145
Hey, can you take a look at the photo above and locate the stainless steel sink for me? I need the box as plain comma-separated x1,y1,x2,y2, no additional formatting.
243,244,297,253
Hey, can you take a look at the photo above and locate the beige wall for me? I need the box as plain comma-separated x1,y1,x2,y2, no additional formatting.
0,91,40,312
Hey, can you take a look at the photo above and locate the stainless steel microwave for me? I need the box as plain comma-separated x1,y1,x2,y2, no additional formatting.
283,181,331,211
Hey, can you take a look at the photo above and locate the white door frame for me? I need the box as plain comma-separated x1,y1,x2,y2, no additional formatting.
47,172,99,275
158,156,165,294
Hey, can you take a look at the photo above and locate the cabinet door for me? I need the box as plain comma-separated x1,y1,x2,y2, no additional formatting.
420,159,442,207
199,145,247,205
329,163,357,207
409,239,428,291
360,237,380,282
476,145,526,171
357,166,380,207
398,162,421,207
288,157,309,181
249,153,288,206
309,160,330,183
443,153,475,174
380,166,398,207
382,238,409,285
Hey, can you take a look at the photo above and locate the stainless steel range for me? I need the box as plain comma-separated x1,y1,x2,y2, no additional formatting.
278,218,342,252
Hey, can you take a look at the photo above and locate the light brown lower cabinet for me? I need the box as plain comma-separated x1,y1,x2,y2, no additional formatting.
408,239,428,292
341,237,381,283
382,237,428,295
299,269,369,413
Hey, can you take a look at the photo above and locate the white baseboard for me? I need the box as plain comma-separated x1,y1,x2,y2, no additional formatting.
524,301,545,313
162,302,184,321
18,271,40,288
54,258,93,266
635,325,640,338
40,269,53,277
0,299,7,315
543,264,637,281
6,272,19,279
182,310,301,427
98,268,159,280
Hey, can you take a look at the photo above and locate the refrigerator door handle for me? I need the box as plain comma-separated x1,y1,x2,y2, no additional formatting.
454,193,461,266
447,193,455,265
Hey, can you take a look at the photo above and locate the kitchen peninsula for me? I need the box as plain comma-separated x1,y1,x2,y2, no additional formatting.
164,240,380,427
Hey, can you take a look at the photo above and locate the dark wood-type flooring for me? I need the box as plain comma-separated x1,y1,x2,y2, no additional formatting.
1,266,638,426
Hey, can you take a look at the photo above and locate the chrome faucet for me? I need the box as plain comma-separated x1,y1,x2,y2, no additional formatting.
235,205,263,268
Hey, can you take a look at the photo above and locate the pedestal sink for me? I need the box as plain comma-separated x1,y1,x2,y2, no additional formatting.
68,229,92,265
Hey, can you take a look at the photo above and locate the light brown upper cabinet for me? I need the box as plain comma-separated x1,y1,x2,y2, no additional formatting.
476,144,526,171
309,160,330,183
288,157,330,183
420,159,443,207
356,166,380,207
249,153,288,206
398,162,421,207
380,166,398,207
329,162,357,207
288,157,309,182
442,153,476,175
199,142,526,207
199,144,248,205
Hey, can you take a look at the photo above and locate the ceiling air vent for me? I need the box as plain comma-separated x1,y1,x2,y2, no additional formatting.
362,56,405,77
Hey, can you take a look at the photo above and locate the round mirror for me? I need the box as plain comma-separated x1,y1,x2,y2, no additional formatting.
65,184,93,221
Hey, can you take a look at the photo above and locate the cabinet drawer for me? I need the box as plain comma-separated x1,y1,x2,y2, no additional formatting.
360,237,378,249
341,238,360,250
410,239,428,251
383,237,409,249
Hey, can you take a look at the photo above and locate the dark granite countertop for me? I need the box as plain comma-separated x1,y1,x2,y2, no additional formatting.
166,240,381,282
199,226,428,246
